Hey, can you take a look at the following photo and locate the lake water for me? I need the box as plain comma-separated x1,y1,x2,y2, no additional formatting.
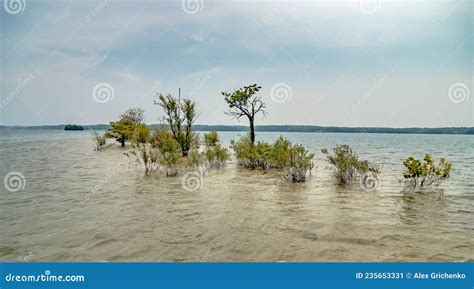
0,129,473,262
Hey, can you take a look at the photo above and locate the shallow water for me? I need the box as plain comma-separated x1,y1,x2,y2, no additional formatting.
0,129,473,262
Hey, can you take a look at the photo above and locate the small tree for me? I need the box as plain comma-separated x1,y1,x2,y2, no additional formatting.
222,84,266,144
154,94,197,156
402,154,452,188
108,108,145,147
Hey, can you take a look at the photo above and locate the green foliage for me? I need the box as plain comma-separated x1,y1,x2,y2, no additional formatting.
402,154,452,187
285,144,315,182
107,108,145,147
91,130,106,151
203,130,219,147
321,145,381,185
131,125,151,144
154,94,197,156
124,125,160,175
223,84,261,107
151,129,181,176
203,131,230,168
187,149,205,169
231,135,259,168
222,84,266,143
65,124,84,131
231,135,314,181
270,136,291,169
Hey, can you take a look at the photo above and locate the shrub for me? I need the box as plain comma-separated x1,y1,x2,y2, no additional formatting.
203,131,230,169
231,135,315,182
321,144,381,185
255,141,273,171
285,144,315,182
402,154,452,187
125,126,160,175
187,149,204,168
91,130,107,151
151,129,181,176
231,136,258,168
270,136,291,169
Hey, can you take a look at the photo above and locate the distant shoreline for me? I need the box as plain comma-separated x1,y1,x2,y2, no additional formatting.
1,124,473,135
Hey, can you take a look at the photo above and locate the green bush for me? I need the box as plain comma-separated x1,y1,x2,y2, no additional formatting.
125,126,161,175
203,131,230,169
285,144,315,182
151,129,181,176
321,144,381,185
231,135,315,182
402,154,452,187
271,136,291,169
231,136,259,168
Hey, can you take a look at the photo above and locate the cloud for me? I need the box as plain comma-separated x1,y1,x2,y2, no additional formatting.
0,0,471,127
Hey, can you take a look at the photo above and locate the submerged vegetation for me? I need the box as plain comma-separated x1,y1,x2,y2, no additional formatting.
231,135,314,182
91,130,107,151
202,131,230,169
402,154,452,188
321,145,381,185
92,83,454,189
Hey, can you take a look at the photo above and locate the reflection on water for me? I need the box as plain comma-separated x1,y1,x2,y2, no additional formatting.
0,130,473,262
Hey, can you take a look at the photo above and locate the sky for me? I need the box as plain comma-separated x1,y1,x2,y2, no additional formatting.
0,0,472,127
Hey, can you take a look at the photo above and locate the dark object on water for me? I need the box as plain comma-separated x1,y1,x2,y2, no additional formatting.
303,229,318,240
64,124,84,131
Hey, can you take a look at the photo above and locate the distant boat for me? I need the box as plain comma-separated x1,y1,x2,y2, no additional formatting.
64,124,84,131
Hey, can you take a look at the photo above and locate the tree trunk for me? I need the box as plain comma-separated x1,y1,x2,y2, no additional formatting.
249,118,255,144
121,137,125,147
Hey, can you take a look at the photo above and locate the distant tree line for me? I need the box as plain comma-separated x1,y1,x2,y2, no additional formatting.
3,125,472,135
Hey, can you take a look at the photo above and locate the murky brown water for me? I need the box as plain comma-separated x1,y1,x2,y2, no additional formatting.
1,129,473,262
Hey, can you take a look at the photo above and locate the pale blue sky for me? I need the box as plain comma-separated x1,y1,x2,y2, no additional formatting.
0,0,472,127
